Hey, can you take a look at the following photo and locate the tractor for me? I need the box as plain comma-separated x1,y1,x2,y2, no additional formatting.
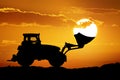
8,33,94,67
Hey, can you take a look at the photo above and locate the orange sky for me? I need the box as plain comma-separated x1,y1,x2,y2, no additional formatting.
0,0,120,68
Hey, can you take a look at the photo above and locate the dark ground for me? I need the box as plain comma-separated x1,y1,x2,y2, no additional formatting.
0,62,120,80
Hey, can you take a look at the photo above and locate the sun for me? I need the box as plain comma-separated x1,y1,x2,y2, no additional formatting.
73,18,97,37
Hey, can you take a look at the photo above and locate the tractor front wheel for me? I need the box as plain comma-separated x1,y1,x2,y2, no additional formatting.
49,53,66,67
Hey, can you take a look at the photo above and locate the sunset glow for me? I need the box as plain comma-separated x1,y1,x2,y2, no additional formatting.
0,0,120,68
73,18,97,37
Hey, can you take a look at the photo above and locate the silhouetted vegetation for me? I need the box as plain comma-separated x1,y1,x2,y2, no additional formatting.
0,62,120,80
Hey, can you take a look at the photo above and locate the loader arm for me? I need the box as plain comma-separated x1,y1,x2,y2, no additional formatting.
61,42,82,54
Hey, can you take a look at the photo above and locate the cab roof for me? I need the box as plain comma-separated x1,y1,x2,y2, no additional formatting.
23,33,40,37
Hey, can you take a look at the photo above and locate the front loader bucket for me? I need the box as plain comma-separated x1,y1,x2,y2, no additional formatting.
74,33,95,48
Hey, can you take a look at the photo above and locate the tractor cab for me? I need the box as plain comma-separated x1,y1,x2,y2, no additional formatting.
22,33,41,45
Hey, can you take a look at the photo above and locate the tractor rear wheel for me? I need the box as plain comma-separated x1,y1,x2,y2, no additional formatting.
17,51,34,67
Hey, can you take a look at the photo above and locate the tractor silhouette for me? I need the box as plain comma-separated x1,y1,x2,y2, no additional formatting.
8,33,94,67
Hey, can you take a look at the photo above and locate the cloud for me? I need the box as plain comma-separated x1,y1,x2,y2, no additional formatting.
68,7,120,27
0,8,76,27
112,24,120,28
0,8,22,12
84,8,120,14
0,40,19,47
1,40,19,45
0,22,43,27
60,7,104,26
89,17,104,26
